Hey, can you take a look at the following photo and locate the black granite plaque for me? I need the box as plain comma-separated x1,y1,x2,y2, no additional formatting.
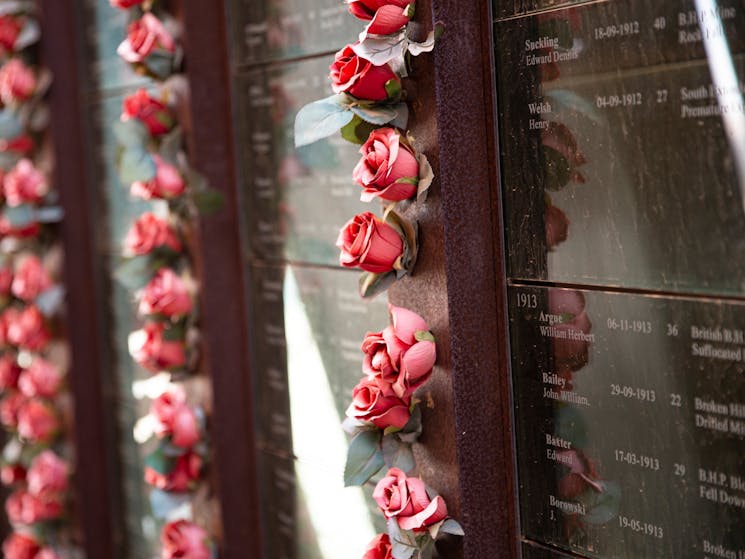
234,58,371,267
509,285,745,558
496,2,745,296
226,0,354,67
522,541,576,558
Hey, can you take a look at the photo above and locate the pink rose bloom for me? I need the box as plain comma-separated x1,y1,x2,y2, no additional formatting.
0,16,21,54
373,468,448,531
0,390,24,429
0,354,20,390
151,389,200,448
17,399,58,443
110,0,145,7
117,13,176,64
361,330,397,384
337,211,403,274
6,488,63,524
161,520,210,559
0,59,36,105
18,357,64,398
27,450,68,495
354,128,419,202
348,0,413,35
144,451,201,492
545,203,569,249
124,213,182,256
11,254,52,302
6,306,50,351
0,464,25,486
121,89,175,137
362,533,393,559
346,376,410,429
548,289,592,372
379,305,436,398
138,268,193,318
130,322,187,372
131,156,186,200
3,159,48,207
2,533,40,559
330,44,399,101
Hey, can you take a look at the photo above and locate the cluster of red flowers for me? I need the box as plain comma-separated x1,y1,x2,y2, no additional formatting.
110,1,213,557
0,6,78,559
298,1,463,557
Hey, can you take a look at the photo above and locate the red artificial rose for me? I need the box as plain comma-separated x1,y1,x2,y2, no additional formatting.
161,520,210,559
556,449,603,500
542,122,586,184
0,135,33,156
5,306,50,351
6,488,63,524
382,305,435,398
545,203,569,250
151,389,200,448
346,376,410,429
0,263,12,295
373,468,448,531
130,322,187,372
0,16,21,54
18,357,63,398
330,44,399,101
354,127,419,202
2,533,40,559
3,159,47,207
348,0,413,35
27,450,68,495
362,331,397,384
337,211,403,273
0,354,20,390
548,289,592,372
0,390,24,429
0,464,25,486
11,254,52,302
121,88,174,136
0,219,39,239
138,268,192,318
362,533,393,559
0,59,36,105
144,451,201,492
124,213,182,256
17,399,58,443
110,0,145,7
130,156,186,200
117,13,176,64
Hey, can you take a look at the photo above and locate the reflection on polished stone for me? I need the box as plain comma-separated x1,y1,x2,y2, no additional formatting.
508,285,745,558
234,58,372,267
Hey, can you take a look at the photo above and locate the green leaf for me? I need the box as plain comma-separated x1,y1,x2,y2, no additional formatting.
385,78,402,100
359,270,398,298
162,322,186,342
150,488,191,520
119,146,157,184
340,115,377,145
114,256,154,291
349,104,398,126
144,446,177,475
192,188,225,215
143,50,178,80
387,519,417,559
3,204,34,228
414,330,435,343
437,518,464,537
344,429,384,487
0,109,23,140
113,120,150,148
294,94,354,147
381,433,415,472
404,2,416,18
158,126,184,166
580,481,622,525
390,102,409,129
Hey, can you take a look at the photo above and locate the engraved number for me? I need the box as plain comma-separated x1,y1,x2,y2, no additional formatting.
517,293,538,309
674,463,686,477
666,323,678,336
670,393,682,407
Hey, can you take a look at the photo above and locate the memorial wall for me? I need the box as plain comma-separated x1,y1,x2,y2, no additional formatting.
493,0,745,557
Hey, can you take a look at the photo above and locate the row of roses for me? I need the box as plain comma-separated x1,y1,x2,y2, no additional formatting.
110,0,218,557
295,2,461,558
0,4,79,559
